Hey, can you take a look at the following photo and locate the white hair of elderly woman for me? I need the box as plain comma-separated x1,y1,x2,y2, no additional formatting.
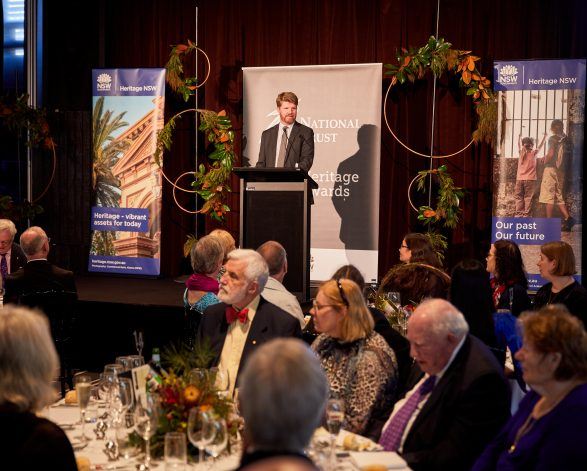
0,305,59,411
239,338,329,452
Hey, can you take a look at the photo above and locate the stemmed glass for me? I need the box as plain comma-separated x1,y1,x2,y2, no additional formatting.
325,398,345,469
74,372,93,442
134,394,159,469
187,408,215,468
134,330,144,357
204,418,228,469
189,368,208,388
110,377,134,423
210,367,230,397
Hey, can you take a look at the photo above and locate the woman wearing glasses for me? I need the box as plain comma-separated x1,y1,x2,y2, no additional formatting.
310,278,398,439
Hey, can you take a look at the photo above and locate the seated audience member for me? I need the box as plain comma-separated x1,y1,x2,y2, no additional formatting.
332,264,412,397
197,249,302,394
379,299,510,471
0,218,27,287
533,241,587,325
451,260,524,390
183,235,223,345
256,240,305,327
379,262,450,307
4,226,77,306
237,338,328,471
4,226,77,395
398,233,442,268
473,306,587,470
311,278,398,439
0,306,77,470
450,260,499,353
486,240,532,317
208,228,237,277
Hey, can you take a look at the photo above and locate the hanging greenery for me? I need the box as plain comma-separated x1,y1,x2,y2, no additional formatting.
155,108,236,221
384,35,496,146
165,39,211,102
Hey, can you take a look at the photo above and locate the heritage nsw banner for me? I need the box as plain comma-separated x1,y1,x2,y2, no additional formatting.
89,68,165,275
243,64,381,282
492,59,585,289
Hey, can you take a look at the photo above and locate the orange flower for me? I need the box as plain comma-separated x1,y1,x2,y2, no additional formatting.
175,44,189,53
183,385,201,407
423,209,436,218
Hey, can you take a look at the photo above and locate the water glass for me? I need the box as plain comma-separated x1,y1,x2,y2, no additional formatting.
115,412,139,460
209,367,230,397
164,432,187,470
326,398,345,468
104,363,125,377
116,356,133,371
128,354,145,369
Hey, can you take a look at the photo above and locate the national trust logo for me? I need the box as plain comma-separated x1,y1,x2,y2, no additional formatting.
495,64,519,85
96,73,112,91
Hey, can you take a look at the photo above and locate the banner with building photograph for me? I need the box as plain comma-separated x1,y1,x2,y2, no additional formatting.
492,59,585,289
89,68,165,276
243,64,381,283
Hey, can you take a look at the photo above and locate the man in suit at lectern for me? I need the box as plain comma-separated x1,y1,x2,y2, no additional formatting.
256,92,314,172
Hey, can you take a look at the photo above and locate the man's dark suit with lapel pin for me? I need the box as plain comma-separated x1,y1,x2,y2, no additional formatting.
9,243,27,274
256,120,314,172
197,296,302,386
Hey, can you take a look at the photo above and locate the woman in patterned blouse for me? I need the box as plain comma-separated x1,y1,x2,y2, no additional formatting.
311,278,398,439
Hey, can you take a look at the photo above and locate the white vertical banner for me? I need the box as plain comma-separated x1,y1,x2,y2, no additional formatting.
243,64,381,283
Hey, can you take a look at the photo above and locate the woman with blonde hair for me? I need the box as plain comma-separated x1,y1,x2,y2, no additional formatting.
473,305,587,469
0,306,77,470
311,278,397,439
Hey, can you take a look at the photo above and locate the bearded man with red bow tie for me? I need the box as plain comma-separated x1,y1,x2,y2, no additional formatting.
196,248,302,394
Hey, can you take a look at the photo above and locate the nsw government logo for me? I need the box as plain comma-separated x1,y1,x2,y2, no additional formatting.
495,64,519,85
96,73,112,91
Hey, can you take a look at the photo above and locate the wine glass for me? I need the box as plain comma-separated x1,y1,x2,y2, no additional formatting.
134,394,159,469
325,398,345,468
104,363,124,377
204,418,228,469
74,372,93,442
187,408,215,468
210,367,230,397
128,354,145,369
110,377,134,423
115,356,132,372
134,330,144,357
189,368,208,388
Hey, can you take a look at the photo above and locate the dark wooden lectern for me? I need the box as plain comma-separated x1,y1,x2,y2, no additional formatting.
234,167,314,302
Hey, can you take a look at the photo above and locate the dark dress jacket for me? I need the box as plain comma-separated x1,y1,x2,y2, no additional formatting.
533,281,587,326
9,242,27,273
4,259,77,306
400,335,511,471
197,296,302,385
256,121,314,171
0,403,78,471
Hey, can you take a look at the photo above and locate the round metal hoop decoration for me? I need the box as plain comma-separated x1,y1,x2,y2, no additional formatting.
31,142,57,203
178,46,211,91
383,80,475,159
172,171,201,214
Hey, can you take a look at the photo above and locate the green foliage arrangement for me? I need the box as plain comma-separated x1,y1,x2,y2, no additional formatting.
384,36,496,145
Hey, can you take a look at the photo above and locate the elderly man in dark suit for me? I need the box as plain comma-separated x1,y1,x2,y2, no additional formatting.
256,92,314,172
197,249,301,394
4,226,77,305
379,298,510,471
0,219,27,287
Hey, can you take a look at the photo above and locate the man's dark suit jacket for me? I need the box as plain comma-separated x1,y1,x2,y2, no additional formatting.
256,121,314,172
4,259,77,306
196,296,302,385
399,335,510,471
9,243,27,274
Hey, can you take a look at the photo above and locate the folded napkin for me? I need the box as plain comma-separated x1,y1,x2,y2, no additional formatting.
350,451,408,469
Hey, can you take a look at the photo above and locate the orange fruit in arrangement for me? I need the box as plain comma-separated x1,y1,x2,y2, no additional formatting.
183,385,201,406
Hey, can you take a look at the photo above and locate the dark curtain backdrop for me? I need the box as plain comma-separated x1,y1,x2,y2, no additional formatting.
38,0,586,278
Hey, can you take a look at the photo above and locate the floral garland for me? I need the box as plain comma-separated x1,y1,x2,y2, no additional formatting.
384,36,496,145
166,39,211,102
155,108,236,221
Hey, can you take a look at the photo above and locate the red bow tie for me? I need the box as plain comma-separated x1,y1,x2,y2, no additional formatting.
226,306,249,324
